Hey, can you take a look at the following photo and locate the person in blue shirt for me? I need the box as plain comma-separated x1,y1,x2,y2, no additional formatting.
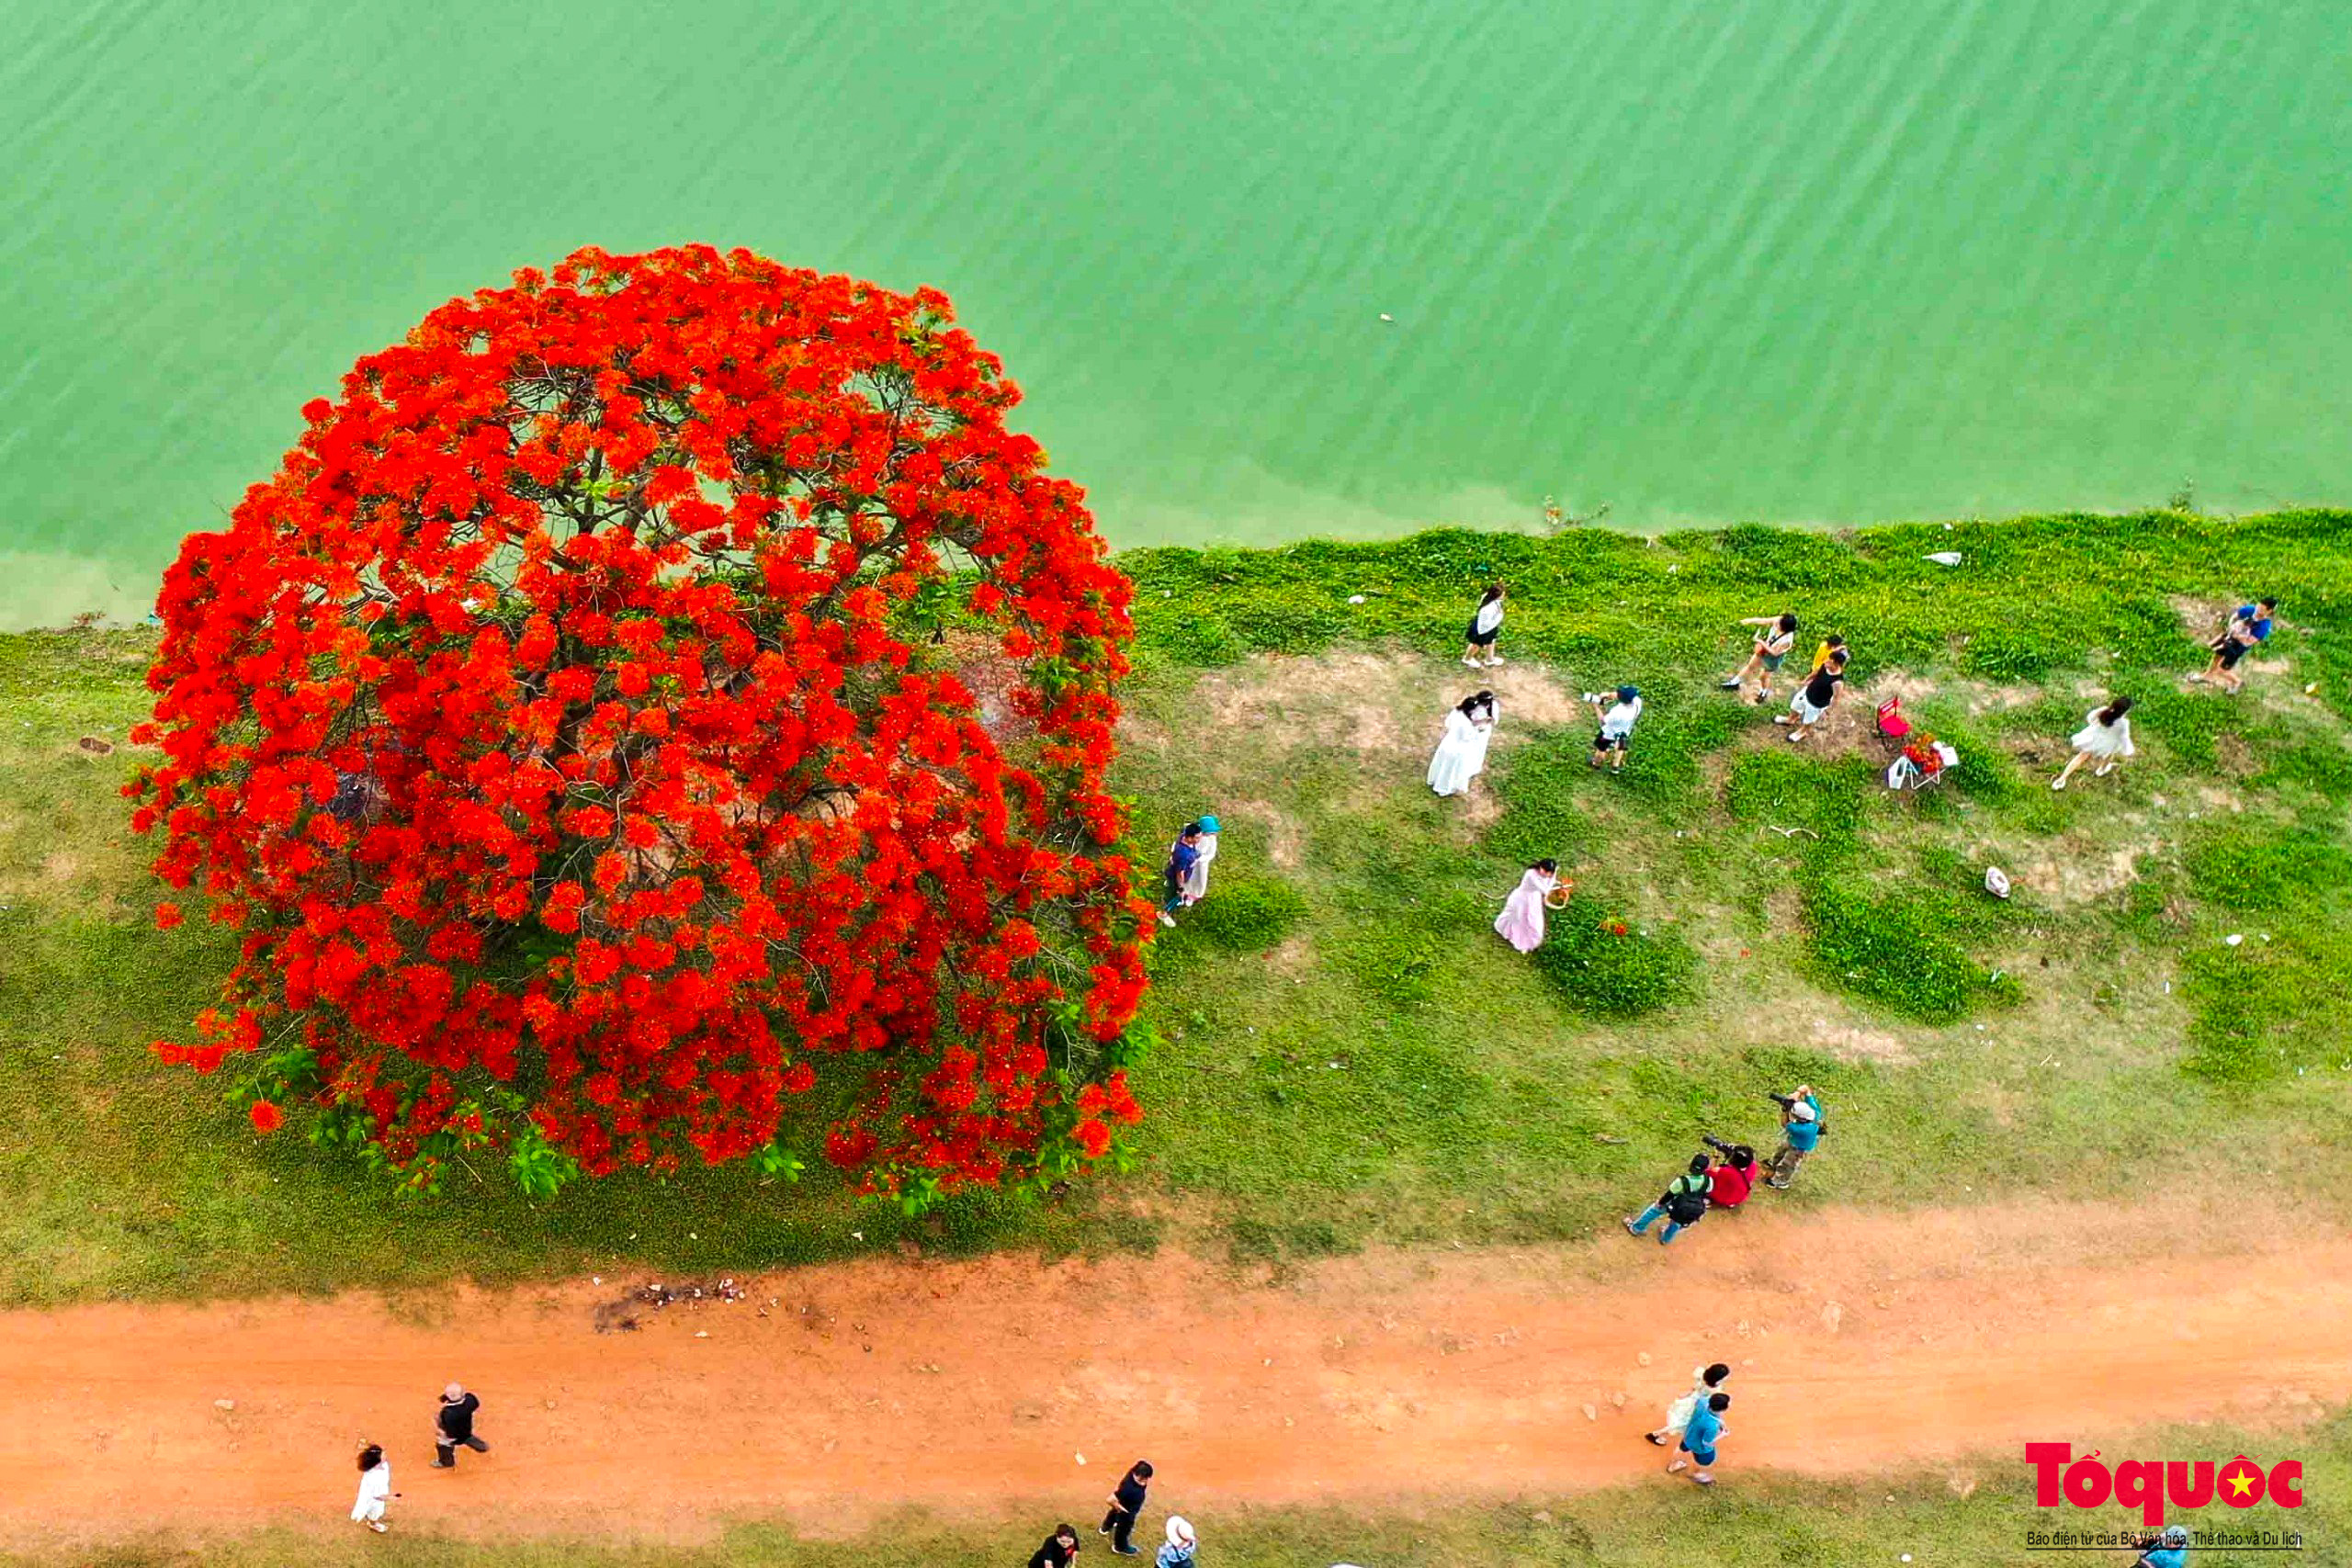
1156,1516,1196,1568
1763,1085,1823,1190
2195,596,2278,693
1666,1391,1730,1485
2134,1523,2189,1567
1159,825,1202,929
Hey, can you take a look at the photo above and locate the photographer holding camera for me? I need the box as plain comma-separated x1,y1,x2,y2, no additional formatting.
1762,1085,1824,1190
1700,1134,1756,1210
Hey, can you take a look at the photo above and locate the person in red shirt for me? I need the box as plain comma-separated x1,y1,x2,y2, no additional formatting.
1702,1138,1756,1210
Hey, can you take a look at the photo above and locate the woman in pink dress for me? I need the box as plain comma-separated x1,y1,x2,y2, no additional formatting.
1494,859,1563,953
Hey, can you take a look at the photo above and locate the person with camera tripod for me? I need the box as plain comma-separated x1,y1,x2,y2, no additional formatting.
1762,1085,1824,1190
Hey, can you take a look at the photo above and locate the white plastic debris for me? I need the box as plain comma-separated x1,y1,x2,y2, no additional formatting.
1378,312,1394,322
1347,594,1366,604
1984,866,2012,899
1925,551,1963,567
2225,933,2244,947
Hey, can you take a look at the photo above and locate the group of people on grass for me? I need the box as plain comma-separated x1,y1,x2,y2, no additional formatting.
1623,1086,1823,1248
1428,587,2285,805
1027,1461,1193,1568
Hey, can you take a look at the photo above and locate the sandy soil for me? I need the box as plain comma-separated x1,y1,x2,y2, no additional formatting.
2,1194,2344,1548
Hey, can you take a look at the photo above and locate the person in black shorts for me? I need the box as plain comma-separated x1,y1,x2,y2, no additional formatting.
1029,1523,1082,1568
1587,685,1643,773
1100,1460,1153,1555
1461,583,1507,668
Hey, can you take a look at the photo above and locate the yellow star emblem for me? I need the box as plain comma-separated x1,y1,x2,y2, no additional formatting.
2223,1466,2258,1499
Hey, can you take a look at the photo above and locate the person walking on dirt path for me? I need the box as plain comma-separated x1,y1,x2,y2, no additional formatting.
2052,696,2135,791
1623,1153,1713,1245
1100,1460,1153,1555
433,1381,488,1468
1159,826,1202,929
1775,650,1848,743
1462,583,1508,668
1157,1516,1197,1568
2192,597,2277,694
1721,613,1800,705
350,1444,399,1533
2132,1523,2190,1568
1667,1391,1730,1485
1763,1086,1823,1190
1029,1524,1083,1568
1645,1361,1732,1447
1588,685,1642,774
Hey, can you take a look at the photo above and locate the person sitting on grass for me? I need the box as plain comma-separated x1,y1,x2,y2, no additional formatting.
1720,613,1799,704
1588,685,1642,773
2192,597,2277,694
2052,696,2134,791
2132,1523,2190,1568
1623,1154,1713,1245
1667,1391,1731,1486
1029,1524,1083,1568
1775,650,1848,743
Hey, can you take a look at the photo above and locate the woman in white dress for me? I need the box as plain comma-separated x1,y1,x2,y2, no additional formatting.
1427,692,1497,797
1180,814,1220,905
351,1444,397,1533
1493,859,1563,953
2052,696,2134,790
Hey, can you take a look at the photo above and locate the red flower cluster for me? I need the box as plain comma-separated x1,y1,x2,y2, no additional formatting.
130,245,1152,1194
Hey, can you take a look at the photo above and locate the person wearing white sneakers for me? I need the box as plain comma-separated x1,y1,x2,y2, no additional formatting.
2052,696,2134,790
1461,583,1507,668
350,1444,398,1532
1667,1391,1730,1485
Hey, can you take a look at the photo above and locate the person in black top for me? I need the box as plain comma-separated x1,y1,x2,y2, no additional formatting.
1099,1459,1153,1555
1029,1523,1081,1568
1774,649,1848,744
432,1382,489,1468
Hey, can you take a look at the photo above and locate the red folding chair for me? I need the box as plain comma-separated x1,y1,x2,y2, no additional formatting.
1876,696,1912,740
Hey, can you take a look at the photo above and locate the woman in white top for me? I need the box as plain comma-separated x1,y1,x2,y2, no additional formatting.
1719,612,1800,703
2052,696,2135,790
1645,1361,1732,1446
1179,813,1220,904
351,1444,397,1532
1493,859,1564,953
1587,684,1643,773
1460,583,1507,668
1427,692,1497,796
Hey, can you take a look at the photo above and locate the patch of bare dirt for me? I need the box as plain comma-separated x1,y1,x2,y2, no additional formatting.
1185,651,1582,759
1264,934,1315,978
1804,1018,1917,1066
1874,671,2043,716
2009,840,2158,906
2172,593,2233,638
2,1194,2345,1548
1228,799,1303,868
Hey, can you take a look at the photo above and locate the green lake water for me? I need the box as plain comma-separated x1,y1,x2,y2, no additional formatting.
3,2,2346,626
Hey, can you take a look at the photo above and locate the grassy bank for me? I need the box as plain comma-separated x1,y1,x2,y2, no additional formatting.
3,510,2351,1302
12,1416,2345,1567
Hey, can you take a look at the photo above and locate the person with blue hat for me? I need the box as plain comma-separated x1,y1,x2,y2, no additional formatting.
1179,814,1220,908
1588,684,1644,774
2134,1524,2190,1568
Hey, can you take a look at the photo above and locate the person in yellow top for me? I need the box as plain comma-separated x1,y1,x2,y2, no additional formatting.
1807,634,1848,676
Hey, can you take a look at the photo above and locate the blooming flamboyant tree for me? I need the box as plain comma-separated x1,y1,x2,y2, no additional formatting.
130,245,1150,1198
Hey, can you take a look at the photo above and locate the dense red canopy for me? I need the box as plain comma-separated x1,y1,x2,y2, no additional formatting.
130,244,1148,1195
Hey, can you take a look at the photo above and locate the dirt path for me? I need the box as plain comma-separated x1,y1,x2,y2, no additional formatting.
2,1195,2344,1546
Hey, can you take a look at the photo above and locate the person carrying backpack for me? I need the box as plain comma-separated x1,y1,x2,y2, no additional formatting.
1623,1154,1713,1245
1763,1085,1824,1190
